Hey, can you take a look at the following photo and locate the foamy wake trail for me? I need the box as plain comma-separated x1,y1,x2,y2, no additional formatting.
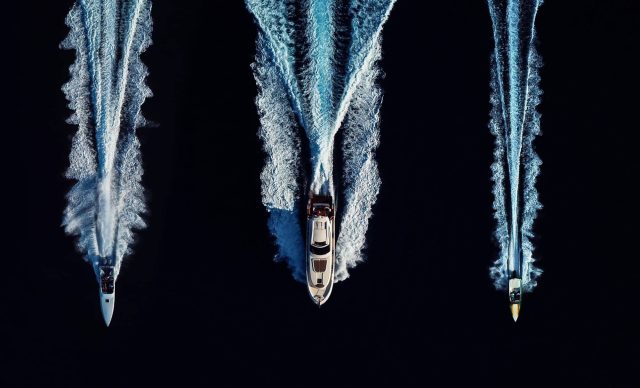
247,0,394,282
335,39,382,281
61,0,152,277
488,0,543,291
253,35,306,280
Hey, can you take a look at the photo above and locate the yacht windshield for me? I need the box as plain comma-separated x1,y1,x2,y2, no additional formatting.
100,267,115,294
310,245,330,255
509,289,521,303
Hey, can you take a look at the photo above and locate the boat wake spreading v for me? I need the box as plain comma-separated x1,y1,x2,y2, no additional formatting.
487,0,544,321
246,0,396,304
61,0,153,325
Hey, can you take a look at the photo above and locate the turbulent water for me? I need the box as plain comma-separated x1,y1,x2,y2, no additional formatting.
488,0,543,291
61,0,152,281
247,0,395,281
